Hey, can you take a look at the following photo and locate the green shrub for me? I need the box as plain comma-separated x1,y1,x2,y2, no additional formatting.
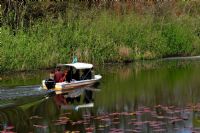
162,22,193,56
1,8,200,72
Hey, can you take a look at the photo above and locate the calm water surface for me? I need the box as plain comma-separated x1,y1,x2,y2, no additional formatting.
0,60,200,133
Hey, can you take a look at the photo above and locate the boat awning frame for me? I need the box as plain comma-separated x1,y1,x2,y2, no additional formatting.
57,62,93,69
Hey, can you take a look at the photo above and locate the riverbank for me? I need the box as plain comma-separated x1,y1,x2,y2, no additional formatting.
1,1,200,72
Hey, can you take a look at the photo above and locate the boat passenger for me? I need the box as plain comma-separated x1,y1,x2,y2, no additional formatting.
59,69,68,82
66,68,73,83
54,67,63,83
73,70,80,81
49,70,55,80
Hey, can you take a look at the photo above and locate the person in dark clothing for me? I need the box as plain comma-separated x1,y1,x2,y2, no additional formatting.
66,68,73,82
74,70,80,81
54,67,63,83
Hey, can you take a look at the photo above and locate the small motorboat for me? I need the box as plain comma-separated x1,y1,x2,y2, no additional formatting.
42,62,102,94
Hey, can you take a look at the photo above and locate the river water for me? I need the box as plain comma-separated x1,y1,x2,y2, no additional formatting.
0,60,200,133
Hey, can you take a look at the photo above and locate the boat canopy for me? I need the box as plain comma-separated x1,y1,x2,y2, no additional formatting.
57,62,93,69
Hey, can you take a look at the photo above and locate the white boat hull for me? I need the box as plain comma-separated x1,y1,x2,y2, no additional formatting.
42,75,102,94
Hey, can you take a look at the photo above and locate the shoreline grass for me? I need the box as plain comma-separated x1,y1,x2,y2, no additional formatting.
1,1,200,72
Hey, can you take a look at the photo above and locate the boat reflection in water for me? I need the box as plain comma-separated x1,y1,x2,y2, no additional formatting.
0,86,99,133
54,88,96,111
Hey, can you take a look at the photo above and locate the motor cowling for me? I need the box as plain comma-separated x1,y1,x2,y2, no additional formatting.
45,79,55,90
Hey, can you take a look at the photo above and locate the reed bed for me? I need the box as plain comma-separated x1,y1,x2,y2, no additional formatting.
1,1,200,72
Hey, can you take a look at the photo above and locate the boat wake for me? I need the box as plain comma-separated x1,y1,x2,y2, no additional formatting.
0,85,48,100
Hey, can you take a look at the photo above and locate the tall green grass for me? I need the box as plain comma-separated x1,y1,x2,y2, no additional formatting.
1,10,200,72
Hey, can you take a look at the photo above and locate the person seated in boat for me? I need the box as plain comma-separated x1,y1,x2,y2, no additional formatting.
73,70,80,81
66,68,73,83
49,70,55,80
59,69,68,82
54,67,63,83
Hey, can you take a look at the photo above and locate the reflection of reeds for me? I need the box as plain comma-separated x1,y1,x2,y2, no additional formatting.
118,66,132,80
96,61,200,110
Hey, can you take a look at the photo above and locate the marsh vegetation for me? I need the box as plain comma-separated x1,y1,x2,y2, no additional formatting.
1,0,200,71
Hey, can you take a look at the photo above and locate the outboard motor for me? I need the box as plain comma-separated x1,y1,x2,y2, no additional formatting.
45,79,56,90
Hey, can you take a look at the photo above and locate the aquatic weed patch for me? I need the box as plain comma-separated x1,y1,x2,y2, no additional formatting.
24,103,200,133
